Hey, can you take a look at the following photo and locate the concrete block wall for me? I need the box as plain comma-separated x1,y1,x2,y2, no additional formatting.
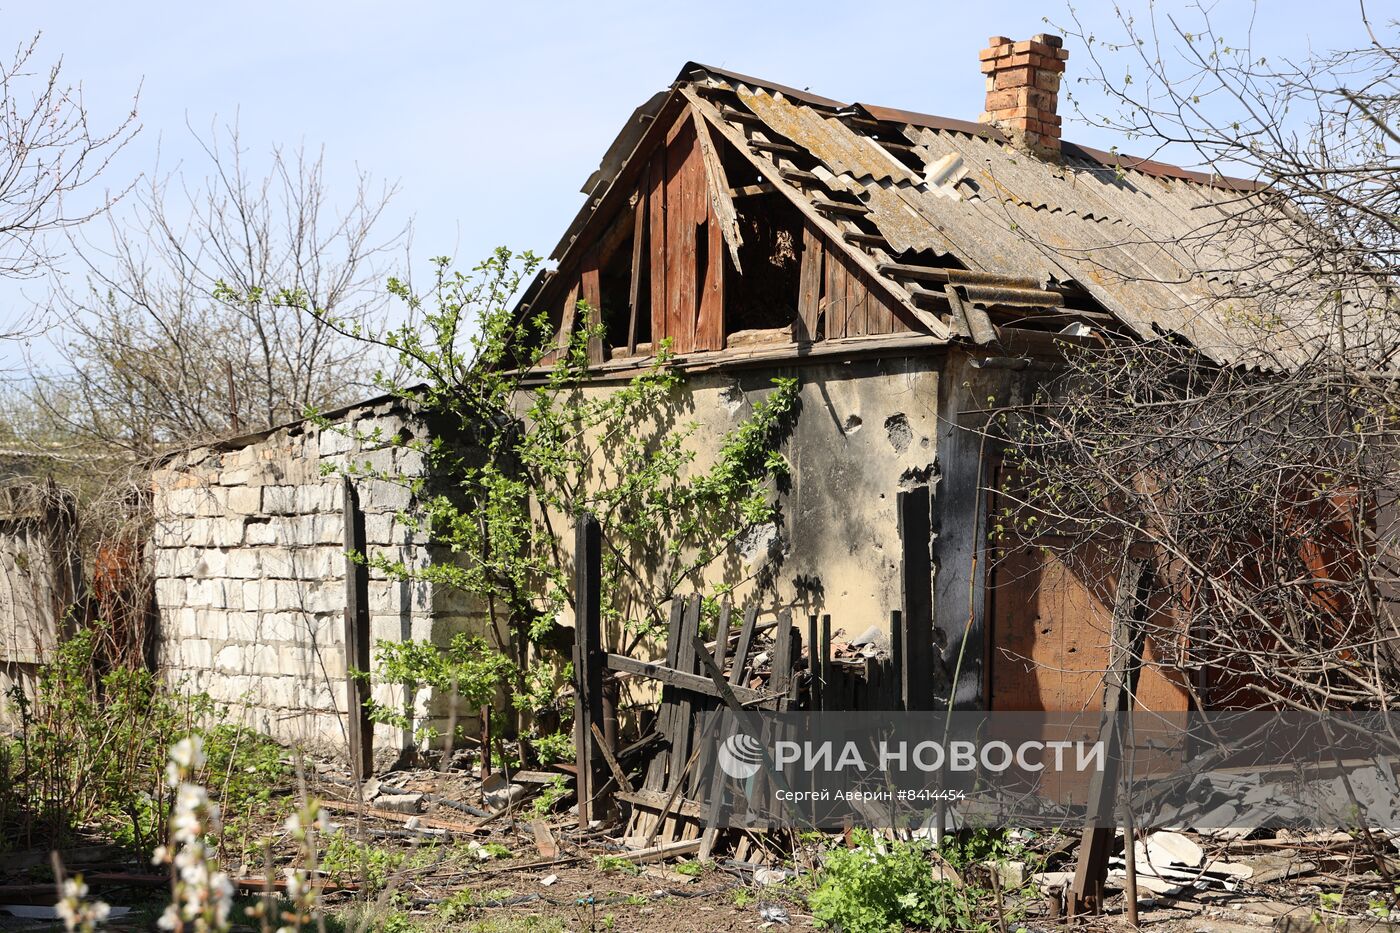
151,400,477,761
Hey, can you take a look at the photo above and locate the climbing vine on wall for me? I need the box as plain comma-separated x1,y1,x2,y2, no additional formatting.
304,249,799,762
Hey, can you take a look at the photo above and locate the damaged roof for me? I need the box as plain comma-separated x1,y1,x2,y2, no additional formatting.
528,62,1374,369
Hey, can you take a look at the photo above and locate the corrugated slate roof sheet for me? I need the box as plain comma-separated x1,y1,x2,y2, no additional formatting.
539,62,1378,369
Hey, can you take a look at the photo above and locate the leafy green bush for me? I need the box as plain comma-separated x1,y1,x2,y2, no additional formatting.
1,623,209,851
808,830,988,933
200,722,291,857
362,633,515,747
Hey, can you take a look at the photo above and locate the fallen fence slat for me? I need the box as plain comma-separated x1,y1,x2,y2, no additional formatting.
604,653,771,706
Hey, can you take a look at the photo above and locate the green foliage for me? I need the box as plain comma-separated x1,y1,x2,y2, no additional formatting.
528,731,574,767
592,854,640,875
528,774,570,818
362,634,516,746
0,623,209,851
321,832,438,894
316,249,801,761
807,830,989,933
199,722,291,853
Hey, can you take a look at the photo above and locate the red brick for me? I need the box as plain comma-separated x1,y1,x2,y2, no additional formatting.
987,35,1013,47
994,66,1037,89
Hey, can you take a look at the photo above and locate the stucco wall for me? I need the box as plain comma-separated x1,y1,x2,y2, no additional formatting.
150,399,468,760
545,353,944,643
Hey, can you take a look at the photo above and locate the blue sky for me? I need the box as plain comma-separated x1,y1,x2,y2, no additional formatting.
0,0,1372,374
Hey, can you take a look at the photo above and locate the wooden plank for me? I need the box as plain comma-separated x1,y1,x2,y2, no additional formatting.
680,86,949,337
698,185,725,352
643,743,703,847
648,150,668,348
797,228,823,342
554,281,581,360
341,477,372,781
824,241,846,339
617,789,705,821
692,110,743,273
1070,558,1152,917
627,167,648,355
644,599,687,790
666,118,700,353
770,608,794,703
729,604,759,686
531,820,559,859
573,513,606,824
806,614,819,709
730,182,776,197
899,486,935,711
668,597,701,795
605,653,768,707
623,839,702,864
580,248,604,364
591,722,633,795
713,602,732,672
820,614,833,713
850,264,870,336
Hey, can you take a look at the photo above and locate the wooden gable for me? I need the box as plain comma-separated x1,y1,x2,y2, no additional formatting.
540,97,914,365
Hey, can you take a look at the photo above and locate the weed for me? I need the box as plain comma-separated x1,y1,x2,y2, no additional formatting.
674,859,706,877
592,854,640,876
808,829,994,933
528,775,569,819
1,623,210,851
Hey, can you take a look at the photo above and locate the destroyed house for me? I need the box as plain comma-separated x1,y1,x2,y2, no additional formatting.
516,36,1296,719
115,34,1317,762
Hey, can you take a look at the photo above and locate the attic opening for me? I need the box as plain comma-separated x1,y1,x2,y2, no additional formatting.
599,229,634,353
590,201,652,358
724,192,804,341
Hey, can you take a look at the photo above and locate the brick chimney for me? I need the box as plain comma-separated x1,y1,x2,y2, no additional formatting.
979,33,1068,159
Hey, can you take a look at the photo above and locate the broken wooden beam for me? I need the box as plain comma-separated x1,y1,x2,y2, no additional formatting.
729,182,777,198
693,110,744,273
813,197,870,216
605,652,771,707
747,138,801,156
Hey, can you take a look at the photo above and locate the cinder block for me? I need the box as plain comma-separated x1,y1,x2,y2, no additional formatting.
261,486,297,515
295,484,340,514
227,550,263,579
361,479,412,512
154,577,186,608
192,487,230,517
244,519,278,546
183,639,213,668
317,427,354,457
192,549,227,579
226,486,261,514
211,519,246,548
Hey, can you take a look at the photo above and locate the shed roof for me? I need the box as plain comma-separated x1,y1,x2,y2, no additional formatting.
530,62,1375,370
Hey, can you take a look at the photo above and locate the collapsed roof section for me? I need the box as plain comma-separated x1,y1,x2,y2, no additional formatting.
520,60,1341,370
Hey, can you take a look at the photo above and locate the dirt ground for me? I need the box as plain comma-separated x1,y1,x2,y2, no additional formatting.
0,758,1375,932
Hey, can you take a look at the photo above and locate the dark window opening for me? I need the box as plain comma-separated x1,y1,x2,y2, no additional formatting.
724,192,804,338
598,230,634,354
631,240,652,351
